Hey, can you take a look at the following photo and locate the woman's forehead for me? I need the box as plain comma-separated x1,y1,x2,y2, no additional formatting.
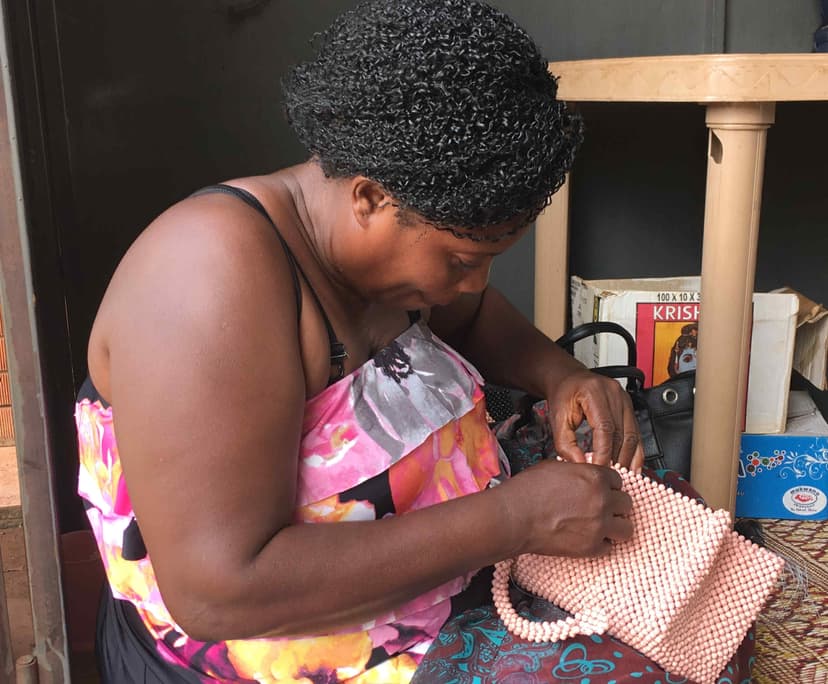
408,216,531,251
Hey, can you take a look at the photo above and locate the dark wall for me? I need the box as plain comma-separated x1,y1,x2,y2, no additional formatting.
567,103,708,282
753,102,828,299
566,101,828,302
487,0,826,320
53,0,355,385
726,0,822,52
489,0,728,57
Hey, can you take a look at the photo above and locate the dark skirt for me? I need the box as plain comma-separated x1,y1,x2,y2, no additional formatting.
96,585,203,684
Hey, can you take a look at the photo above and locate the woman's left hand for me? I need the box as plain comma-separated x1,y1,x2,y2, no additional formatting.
429,288,644,471
545,368,644,472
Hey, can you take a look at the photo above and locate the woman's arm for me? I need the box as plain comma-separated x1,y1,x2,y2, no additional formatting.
429,288,644,469
99,197,632,643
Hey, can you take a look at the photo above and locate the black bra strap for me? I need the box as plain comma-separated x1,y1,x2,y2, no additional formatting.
191,184,302,321
191,184,348,382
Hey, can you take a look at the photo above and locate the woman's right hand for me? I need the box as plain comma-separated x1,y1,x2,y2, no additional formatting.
494,459,633,558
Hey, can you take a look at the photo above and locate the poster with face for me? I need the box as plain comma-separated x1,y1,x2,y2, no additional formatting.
635,303,699,387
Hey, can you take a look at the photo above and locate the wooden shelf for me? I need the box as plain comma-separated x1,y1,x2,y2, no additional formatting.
549,54,828,103
536,54,828,512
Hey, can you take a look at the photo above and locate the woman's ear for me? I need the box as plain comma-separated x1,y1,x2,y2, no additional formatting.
351,177,396,229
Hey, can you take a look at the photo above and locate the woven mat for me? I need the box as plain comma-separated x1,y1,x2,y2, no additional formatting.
752,518,828,684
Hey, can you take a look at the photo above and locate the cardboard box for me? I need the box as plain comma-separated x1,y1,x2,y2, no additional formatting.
773,287,828,390
570,276,799,434
736,391,828,520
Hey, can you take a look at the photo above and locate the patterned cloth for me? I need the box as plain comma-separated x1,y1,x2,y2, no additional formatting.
412,400,757,684
413,602,755,684
76,321,503,683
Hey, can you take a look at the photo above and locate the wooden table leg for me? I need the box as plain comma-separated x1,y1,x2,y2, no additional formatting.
690,102,776,514
534,173,571,341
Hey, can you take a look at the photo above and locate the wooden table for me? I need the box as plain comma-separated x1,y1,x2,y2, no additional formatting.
534,54,828,513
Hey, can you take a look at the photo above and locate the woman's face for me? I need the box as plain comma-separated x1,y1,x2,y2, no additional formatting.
353,212,529,310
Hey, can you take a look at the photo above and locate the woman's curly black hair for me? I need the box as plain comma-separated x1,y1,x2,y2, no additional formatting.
283,0,583,238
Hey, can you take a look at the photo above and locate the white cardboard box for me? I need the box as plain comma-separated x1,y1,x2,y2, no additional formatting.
570,276,799,434
773,287,828,391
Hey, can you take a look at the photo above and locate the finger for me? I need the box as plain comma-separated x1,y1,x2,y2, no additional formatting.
608,488,633,516
604,515,634,543
595,463,624,490
554,431,587,463
552,409,588,464
615,401,641,469
585,392,620,467
631,441,645,474
592,538,614,557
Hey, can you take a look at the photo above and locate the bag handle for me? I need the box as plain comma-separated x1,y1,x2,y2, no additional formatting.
555,321,637,367
590,364,645,393
492,559,608,642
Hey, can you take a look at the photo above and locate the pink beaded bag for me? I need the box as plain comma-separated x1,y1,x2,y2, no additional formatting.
492,465,785,684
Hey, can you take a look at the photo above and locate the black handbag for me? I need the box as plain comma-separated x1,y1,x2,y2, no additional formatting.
554,321,695,480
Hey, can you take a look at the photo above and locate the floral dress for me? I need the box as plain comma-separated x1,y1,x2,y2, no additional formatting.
76,320,504,683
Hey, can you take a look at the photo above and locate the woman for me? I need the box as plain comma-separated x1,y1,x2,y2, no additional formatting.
75,1,753,682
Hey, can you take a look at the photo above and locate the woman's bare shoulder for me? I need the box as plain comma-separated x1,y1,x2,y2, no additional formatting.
88,182,301,402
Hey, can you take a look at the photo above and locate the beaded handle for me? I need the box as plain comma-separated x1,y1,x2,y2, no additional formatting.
492,559,609,643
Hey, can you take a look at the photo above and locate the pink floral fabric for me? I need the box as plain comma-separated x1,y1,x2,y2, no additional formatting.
76,321,503,682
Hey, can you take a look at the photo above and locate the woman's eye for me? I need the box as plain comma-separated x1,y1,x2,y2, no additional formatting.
453,257,481,271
